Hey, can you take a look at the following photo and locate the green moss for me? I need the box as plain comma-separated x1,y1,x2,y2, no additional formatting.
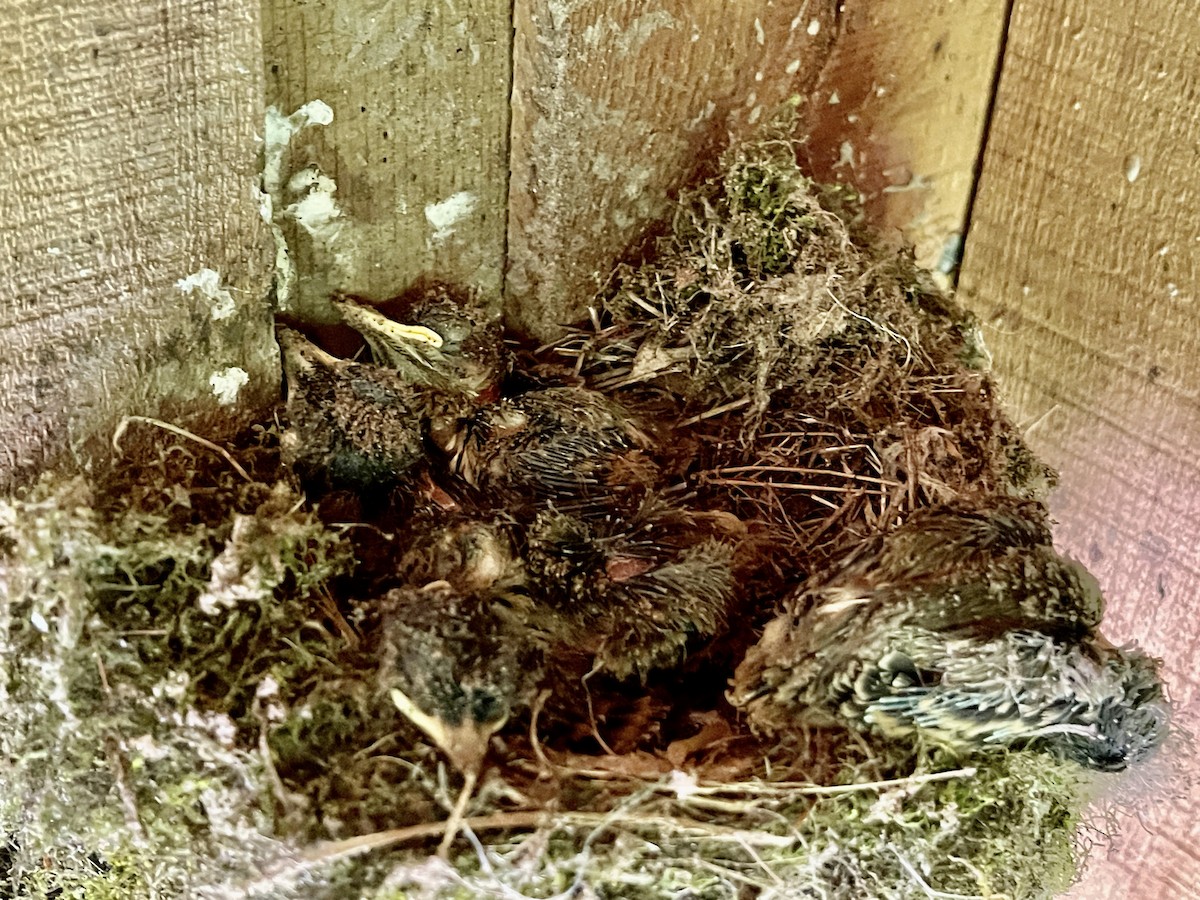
0,435,1106,899
0,457,352,896
780,753,1082,899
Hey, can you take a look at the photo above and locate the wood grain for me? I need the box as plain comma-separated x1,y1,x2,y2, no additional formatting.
506,0,838,339
0,0,275,490
802,0,1009,273
957,2,1200,896
263,0,511,320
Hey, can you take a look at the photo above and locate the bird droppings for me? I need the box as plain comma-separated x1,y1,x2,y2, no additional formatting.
177,267,237,320
261,100,336,311
0,134,1174,900
285,168,344,242
424,191,478,244
1125,153,1143,183
209,366,250,405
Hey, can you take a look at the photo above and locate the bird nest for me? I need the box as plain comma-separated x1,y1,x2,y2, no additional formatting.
0,137,1167,899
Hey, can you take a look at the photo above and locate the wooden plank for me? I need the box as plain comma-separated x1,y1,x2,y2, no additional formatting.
956,2,1200,896
262,0,511,319
801,0,1009,275
506,0,838,339
0,0,274,490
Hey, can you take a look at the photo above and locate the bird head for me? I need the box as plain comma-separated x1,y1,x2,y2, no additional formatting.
1052,647,1169,771
379,583,537,775
400,516,525,595
333,292,506,399
276,326,429,492
277,325,344,388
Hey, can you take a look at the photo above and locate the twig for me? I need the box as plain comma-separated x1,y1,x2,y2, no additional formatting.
678,396,753,426
889,846,993,900
295,812,547,866
112,415,253,483
256,714,294,813
439,768,478,856
546,767,977,800
529,689,555,774
295,806,800,869
1020,403,1060,436
703,477,881,495
691,856,778,891
826,289,913,365
795,767,977,796
708,465,899,487
625,291,664,319
581,654,617,756
95,657,147,843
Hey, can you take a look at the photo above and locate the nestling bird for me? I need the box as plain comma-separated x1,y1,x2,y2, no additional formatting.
330,294,744,678
277,326,432,492
333,291,507,399
441,387,660,517
522,499,737,679
397,513,525,596
377,581,541,776
732,501,1168,770
332,291,663,517
392,501,739,682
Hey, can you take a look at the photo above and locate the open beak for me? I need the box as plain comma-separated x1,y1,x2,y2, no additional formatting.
333,296,445,371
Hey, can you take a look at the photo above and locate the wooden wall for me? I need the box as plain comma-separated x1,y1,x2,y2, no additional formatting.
1,4,1196,893
957,2,1200,897
506,0,837,338
0,0,275,490
261,0,512,321
256,0,843,338
801,0,1009,274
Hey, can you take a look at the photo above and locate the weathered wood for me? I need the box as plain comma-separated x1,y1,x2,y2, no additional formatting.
506,0,838,339
957,2,1200,896
0,0,275,490
262,0,511,320
802,0,1009,273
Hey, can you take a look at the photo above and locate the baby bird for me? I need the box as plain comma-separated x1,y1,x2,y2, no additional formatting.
397,513,525,596
843,628,1165,771
331,290,662,517
333,292,506,399
277,327,429,493
377,581,540,777
523,499,737,679
442,387,660,517
732,501,1167,770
